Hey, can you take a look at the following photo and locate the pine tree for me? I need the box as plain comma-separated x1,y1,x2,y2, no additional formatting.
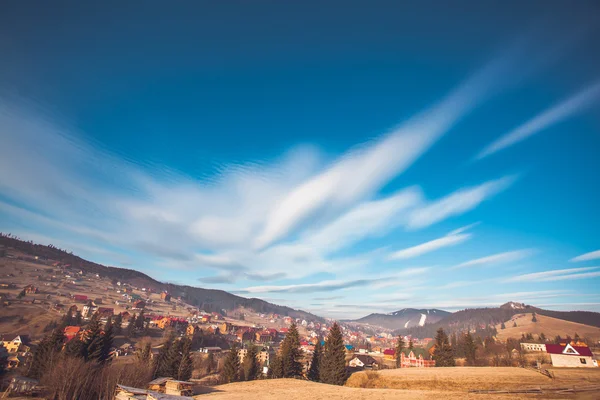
531,313,537,323
280,323,302,378
321,322,347,385
84,313,104,362
307,340,322,382
221,342,241,383
513,321,517,328
268,353,283,379
164,338,184,378
64,337,85,358
463,332,477,366
28,328,65,379
433,328,455,367
135,310,146,330
153,333,175,378
113,313,123,335
137,342,152,364
539,333,546,342
176,337,193,381
394,335,405,368
100,316,114,363
242,344,260,381
408,338,414,350
500,322,506,329
127,313,137,337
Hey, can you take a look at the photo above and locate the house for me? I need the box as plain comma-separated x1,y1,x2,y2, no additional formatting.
133,300,146,309
98,307,115,318
64,326,82,342
546,343,596,368
397,349,436,368
82,301,98,318
2,335,31,353
7,354,25,369
199,347,222,353
73,294,88,302
24,284,39,294
521,343,547,352
236,329,254,342
160,292,171,302
219,322,232,334
186,324,202,337
201,314,211,323
256,331,273,343
349,354,378,369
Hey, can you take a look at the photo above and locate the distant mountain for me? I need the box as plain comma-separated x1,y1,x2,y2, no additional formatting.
0,235,322,322
398,302,600,338
348,308,451,330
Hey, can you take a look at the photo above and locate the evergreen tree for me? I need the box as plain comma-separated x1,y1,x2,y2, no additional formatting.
268,353,283,379
433,328,455,367
127,313,137,337
28,328,65,379
513,321,517,328
500,322,506,330
64,337,85,358
100,316,114,363
176,337,193,381
280,323,302,378
539,333,546,342
221,342,241,383
113,313,123,335
74,311,82,326
574,333,580,341
153,333,175,378
531,313,537,323
84,313,104,362
137,342,152,364
321,322,347,385
408,338,414,350
463,332,477,366
394,335,405,368
242,344,260,381
307,340,322,382
135,310,146,330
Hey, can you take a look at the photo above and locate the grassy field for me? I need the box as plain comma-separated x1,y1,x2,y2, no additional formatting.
193,378,537,400
495,313,600,342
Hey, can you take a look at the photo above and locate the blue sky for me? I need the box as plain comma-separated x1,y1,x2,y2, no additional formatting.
1,1,600,318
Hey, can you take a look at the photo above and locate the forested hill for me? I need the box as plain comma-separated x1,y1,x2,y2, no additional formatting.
0,234,323,321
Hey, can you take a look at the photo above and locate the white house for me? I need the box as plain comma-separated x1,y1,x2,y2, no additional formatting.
546,343,596,368
520,343,546,352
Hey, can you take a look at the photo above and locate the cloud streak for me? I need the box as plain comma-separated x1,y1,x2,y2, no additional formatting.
570,250,600,262
505,267,599,282
453,249,534,269
388,226,474,260
476,80,600,159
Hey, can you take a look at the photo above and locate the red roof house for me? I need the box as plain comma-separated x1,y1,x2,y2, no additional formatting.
545,343,595,368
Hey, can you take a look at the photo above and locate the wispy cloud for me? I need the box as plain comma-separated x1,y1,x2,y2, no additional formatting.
505,266,600,282
570,250,600,262
476,81,600,160
406,176,518,229
453,249,534,269
388,225,474,260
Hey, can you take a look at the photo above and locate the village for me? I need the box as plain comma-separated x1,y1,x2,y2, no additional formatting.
1,245,599,398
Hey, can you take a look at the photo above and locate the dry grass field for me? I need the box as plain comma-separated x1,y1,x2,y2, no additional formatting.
193,378,535,400
495,313,600,342
196,368,600,400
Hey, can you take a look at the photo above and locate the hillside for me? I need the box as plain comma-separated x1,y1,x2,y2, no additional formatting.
398,302,600,338
0,235,322,321
349,308,450,330
495,312,600,342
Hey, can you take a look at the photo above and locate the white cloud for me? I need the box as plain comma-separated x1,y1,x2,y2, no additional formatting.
453,249,534,269
388,232,471,260
303,187,422,254
476,81,600,159
407,176,517,229
505,266,599,282
253,56,515,249
570,250,600,262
